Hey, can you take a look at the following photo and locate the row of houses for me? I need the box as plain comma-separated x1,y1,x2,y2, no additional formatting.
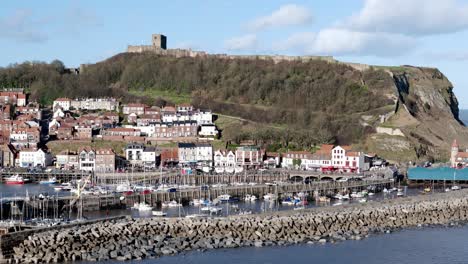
53,98,119,111
214,144,369,173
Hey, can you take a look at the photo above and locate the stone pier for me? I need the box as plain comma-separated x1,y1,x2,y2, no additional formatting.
6,189,468,263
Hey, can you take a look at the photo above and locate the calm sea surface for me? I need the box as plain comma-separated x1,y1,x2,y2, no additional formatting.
83,225,468,264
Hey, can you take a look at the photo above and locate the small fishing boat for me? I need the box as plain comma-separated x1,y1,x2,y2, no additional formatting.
358,198,367,203
445,188,451,192
293,207,304,211
368,192,375,196
152,211,167,217
333,202,343,206
451,185,461,191
39,177,57,184
396,191,404,197
424,187,431,193
4,175,25,185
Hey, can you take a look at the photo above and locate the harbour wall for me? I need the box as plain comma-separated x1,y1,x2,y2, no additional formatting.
8,189,468,263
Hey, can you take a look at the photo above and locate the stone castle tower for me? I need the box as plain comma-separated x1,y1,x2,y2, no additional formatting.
451,139,459,167
152,34,167,50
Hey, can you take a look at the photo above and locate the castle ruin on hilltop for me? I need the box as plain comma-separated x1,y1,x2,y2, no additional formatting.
127,34,339,64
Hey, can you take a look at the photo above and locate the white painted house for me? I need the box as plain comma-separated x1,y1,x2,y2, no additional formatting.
199,124,218,137
53,98,71,111
79,147,96,171
178,143,213,167
125,143,144,165
142,147,158,168
18,149,52,168
214,150,236,173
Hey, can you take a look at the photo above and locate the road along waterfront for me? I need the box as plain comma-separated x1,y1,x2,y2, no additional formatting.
6,188,468,263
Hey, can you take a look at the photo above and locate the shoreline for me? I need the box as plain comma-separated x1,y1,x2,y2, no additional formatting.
7,190,468,263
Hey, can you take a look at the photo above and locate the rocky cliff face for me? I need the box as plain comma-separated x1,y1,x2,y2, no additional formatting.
367,66,468,162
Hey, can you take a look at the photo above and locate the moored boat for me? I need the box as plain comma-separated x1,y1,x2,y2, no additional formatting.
317,196,330,203
39,177,57,184
244,194,257,202
4,175,25,185
162,200,182,208
217,194,231,202
152,211,167,217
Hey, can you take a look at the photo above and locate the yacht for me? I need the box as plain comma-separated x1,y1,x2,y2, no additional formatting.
281,197,295,206
190,199,211,206
334,193,350,200
244,194,257,202
132,202,153,211
217,194,231,202
152,211,167,217
54,182,72,191
39,177,57,184
116,183,133,193
162,200,182,208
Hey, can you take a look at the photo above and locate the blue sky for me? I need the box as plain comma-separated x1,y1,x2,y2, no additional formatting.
1,0,468,107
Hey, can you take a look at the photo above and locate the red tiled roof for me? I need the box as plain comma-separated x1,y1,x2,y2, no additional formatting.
347,151,360,157
96,148,115,155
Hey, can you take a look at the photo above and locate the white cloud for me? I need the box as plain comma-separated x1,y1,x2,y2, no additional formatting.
345,0,468,36
248,4,312,31
273,29,416,57
308,28,417,56
225,34,257,51
272,32,315,52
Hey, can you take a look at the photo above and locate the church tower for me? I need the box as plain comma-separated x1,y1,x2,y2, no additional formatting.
451,139,459,167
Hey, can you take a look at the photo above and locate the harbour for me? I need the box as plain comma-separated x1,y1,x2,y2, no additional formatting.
5,188,468,263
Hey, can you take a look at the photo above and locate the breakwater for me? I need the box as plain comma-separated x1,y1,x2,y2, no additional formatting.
7,190,468,263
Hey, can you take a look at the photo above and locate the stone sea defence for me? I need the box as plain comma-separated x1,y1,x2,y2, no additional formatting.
9,190,468,263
